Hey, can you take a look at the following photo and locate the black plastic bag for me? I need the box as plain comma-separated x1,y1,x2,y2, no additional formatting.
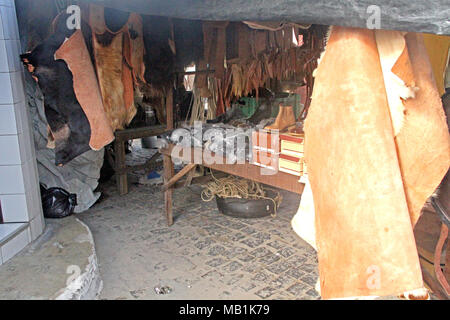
40,185,77,219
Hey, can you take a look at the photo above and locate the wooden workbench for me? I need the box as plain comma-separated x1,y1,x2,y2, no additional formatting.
160,144,305,226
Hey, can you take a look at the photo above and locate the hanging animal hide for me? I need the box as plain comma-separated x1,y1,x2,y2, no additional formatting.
21,15,91,166
126,13,146,85
238,23,252,62
203,21,228,79
254,30,268,56
89,4,138,131
173,18,204,70
142,15,175,97
54,30,114,151
304,26,425,299
391,32,450,227
304,26,450,299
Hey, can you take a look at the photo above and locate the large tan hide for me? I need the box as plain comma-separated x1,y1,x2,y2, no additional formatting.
89,4,140,131
394,33,450,226
54,30,114,150
304,26,437,299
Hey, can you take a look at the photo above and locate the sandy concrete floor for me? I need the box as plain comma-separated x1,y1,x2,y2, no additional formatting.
78,170,320,300
0,216,101,300
77,144,446,300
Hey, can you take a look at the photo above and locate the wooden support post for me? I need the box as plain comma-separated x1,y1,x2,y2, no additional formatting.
166,88,174,130
163,154,174,226
115,138,128,195
164,88,175,226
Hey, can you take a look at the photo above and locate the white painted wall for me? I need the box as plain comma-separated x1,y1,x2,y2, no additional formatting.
0,0,44,265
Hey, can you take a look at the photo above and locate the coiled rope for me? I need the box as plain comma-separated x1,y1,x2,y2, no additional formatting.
201,171,283,217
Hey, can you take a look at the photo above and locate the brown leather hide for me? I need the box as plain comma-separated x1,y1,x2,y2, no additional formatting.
238,23,252,61
89,4,140,131
304,27,424,299
55,30,114,150
203,21,228,79
254,30,268,56
122,29,138,124
394,33,450,226
93,31,127,131
125,13,146,85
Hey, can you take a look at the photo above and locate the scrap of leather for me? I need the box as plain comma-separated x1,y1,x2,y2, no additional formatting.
304,26,424,299
55,30,114,150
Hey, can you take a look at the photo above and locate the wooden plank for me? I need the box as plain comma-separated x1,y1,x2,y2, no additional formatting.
114,125,167,141
162,163,196,192
160,145,305,194
114,152,162,175
163,154,174,226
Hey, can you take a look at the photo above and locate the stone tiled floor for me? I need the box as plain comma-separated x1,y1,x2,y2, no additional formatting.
78,147,320,299
76,143,446,300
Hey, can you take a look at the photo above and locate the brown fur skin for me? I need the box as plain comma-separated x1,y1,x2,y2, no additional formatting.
93,31,127,131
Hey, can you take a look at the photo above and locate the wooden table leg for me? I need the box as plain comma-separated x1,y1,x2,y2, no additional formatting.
163,154,174,226
115,139,128,195
184,165,197,187
162,163,196,192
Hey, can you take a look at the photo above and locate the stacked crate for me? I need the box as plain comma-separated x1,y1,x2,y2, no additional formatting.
278,133,306,176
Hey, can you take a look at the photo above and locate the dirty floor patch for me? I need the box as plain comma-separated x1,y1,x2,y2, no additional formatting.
78,175,320,300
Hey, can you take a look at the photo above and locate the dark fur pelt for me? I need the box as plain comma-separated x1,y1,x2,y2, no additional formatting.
172,18,204,70
142,15,175,93
20,13,94,166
